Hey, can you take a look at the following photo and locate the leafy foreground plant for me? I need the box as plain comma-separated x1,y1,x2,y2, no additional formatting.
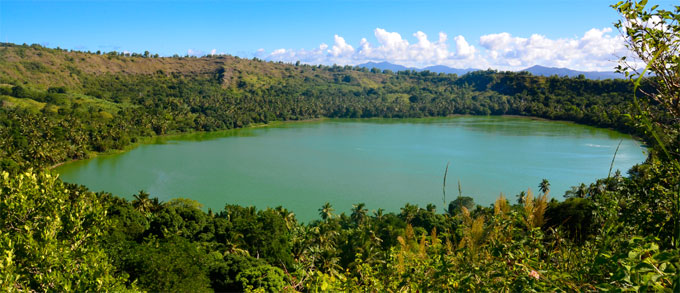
0,171,129,291
1,168,678,291
303,193,679,291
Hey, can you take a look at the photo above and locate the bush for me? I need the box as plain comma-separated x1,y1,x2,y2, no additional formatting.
545,197,595,243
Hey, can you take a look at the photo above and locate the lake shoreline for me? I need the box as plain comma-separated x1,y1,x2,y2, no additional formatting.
48,117,328,170
54,115,647,222
49,114,644,171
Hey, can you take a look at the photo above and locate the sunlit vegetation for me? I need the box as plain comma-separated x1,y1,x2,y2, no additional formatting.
0,39,652,173
1,0,679,290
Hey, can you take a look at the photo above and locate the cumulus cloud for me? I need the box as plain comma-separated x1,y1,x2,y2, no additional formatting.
263,28,470,67
264,42,331,65
329,35,354,57
259,27,627,71
479,28,626,70
453,35,475,59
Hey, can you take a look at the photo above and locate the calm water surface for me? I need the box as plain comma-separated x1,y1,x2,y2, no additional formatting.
56,116,647,221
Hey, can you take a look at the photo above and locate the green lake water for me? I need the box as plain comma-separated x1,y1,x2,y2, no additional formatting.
55,116,647,222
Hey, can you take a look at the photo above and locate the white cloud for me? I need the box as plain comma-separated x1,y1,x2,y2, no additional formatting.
329,35,354,57
478,28,627,71
453,35,475,59
373,28,410,59
259,27,627,71
187,49,205,57
187,48,224,57
623,15,666,32
359,29,453,65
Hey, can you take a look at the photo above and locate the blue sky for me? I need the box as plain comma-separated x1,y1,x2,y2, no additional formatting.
0,0,673,70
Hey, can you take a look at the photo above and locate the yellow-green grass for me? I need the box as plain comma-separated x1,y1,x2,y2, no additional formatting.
0,95,46,112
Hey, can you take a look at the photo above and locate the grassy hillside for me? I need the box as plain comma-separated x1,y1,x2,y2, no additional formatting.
0,43,391,90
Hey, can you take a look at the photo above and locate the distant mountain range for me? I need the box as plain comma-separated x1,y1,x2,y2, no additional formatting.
356,62,624,80
357,62,478,76
521,65,623,80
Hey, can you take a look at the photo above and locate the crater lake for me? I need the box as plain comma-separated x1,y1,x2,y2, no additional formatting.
55,116,647,221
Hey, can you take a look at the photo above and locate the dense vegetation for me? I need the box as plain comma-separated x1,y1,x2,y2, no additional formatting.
0,39,651,172
1,0,679,291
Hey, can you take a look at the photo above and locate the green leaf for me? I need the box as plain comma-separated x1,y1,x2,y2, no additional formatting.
632,262,655,273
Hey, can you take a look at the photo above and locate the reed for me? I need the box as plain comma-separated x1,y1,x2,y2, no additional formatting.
524,189,548,229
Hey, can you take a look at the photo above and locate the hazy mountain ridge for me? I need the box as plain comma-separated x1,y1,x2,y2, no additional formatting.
357,62,623,80
357,61,478,76
522,65,623,80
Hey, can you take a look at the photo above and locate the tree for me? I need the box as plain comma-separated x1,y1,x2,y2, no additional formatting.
539,179,551,195
516,190,527,205
132,190,153,213
546,198,596,243
351,203,367,226
613,0,679,164
319,202,334,221
564,183,589,198
614,0,680,124
0,170,129,291
120,236,211,292
448,196,475,215
373,208,385,221
614,0,680,248
400,203,419,223
209,254,286,292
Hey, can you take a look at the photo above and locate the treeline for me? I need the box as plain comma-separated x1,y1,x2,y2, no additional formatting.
0,43,645,172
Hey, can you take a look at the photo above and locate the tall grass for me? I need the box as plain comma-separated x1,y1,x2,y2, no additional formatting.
523,189,548,230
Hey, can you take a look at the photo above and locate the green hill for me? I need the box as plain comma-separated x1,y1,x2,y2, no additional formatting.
0,43,641,171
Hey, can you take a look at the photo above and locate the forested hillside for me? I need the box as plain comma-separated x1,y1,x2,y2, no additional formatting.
0,42,646,172
0,1,679,290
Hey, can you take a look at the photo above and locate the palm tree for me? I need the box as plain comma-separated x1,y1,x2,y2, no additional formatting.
318,202,334,221
373,208,384,221
565,183,588,198
351,203,367,226
149,196,163,212
224,233,249,256
401,203,419,223
275,206,297,230
516,191,526,205
132,190,152,213
588,182,606,198
539,179,551,195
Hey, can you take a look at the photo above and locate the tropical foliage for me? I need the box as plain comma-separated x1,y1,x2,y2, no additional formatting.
0,0,679,291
